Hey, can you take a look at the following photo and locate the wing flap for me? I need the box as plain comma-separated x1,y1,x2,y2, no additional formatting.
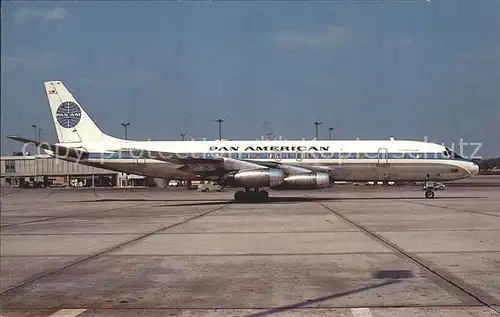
113,149,224,164
245,159,315,174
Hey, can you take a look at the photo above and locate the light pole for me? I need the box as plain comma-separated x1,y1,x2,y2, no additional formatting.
120,122,130,187
38,128,43,143
266,132,274,140
314,121,322,140
32,124,37,142
180,133,187,141
215,119,225,140
328,127,334,140
121,122,130,140
31,124,37,155
31,124,38,183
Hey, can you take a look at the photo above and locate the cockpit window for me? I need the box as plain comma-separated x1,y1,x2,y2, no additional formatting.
445,147,466,160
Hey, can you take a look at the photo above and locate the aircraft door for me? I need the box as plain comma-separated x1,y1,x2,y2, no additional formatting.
296,151,303,163
376,147,397,181
134,155,146,164
377,148,389,165
274,148,282,163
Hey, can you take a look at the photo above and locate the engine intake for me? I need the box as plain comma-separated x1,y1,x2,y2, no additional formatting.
224,168,285,188
272,173,331,190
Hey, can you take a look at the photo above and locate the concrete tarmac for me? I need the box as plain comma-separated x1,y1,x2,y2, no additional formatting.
1,183,499,317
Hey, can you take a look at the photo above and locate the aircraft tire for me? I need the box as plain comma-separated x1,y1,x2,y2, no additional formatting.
234,191,245,202
259,190,269,200
425,190,435,199
234,190,269,202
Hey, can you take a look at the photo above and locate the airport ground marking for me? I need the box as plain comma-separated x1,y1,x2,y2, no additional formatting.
310,197,500,314
351,308,373,317
48,309,87,317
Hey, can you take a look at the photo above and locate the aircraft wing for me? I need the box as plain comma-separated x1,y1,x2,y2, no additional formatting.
120,149,328,175
6,136,88,159
113,149,224,165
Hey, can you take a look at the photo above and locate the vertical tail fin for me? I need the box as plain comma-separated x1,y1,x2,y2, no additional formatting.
45,81,114,144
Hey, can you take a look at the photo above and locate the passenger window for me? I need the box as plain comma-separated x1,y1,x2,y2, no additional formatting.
392,153,405,159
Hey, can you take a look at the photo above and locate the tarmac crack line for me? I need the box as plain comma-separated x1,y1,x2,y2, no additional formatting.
0,202,231,297
0,304,492,311
40,191,56,200
0,203,146,228
351,191,500,219
311,199,500,315
403,200,500,219
3,250,500,257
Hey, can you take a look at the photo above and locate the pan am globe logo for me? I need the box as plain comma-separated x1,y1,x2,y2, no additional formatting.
56,101,82,129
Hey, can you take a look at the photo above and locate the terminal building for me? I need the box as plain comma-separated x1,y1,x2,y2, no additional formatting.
0,154,160,188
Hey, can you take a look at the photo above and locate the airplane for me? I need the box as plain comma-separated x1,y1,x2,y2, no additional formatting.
7,81,479,201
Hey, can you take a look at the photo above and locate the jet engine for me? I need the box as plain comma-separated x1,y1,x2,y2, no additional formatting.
272,173,331,190
224,168,285,188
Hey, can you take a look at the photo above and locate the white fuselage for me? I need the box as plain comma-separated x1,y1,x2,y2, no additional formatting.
54,139,479,182
9,80,478,195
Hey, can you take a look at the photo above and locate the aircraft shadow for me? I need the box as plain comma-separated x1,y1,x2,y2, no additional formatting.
158,195,486,207
71,195,487,206
72,198,235,203
242,279,402,317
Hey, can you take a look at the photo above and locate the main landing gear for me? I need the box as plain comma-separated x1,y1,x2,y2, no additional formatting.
234,187,269,202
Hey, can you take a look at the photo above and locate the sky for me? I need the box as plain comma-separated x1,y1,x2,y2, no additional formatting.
1,0,499,158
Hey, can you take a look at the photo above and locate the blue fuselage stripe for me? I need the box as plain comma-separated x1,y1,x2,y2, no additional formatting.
86,152,470,162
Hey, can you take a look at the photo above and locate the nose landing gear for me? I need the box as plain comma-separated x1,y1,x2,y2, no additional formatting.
423,180,435,199
425,189,435,199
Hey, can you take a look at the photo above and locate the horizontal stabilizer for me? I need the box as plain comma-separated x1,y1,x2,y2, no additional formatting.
7,136,88,159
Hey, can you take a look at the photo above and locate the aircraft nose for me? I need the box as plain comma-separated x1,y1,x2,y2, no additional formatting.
470,162,480,176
